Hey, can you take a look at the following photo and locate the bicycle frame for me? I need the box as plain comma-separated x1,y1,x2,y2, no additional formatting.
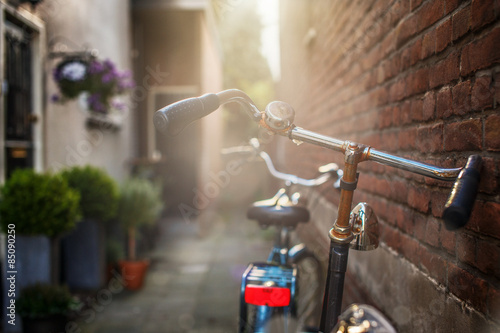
154,89,482,333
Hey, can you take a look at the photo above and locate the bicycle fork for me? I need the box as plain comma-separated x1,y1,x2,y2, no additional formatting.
320,143,369,332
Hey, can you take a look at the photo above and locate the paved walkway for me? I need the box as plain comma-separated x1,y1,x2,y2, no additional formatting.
78,212,273,333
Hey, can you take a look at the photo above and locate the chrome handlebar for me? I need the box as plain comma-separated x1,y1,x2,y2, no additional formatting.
214,90,462,181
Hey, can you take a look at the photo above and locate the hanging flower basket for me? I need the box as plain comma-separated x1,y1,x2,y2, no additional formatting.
52,56,135,116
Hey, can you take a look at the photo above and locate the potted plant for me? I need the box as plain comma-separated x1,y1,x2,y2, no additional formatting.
17,283,80,333
51,56,134,126
106,238,125,281
117,178,163,290
60,165,119,290
0,169,80,290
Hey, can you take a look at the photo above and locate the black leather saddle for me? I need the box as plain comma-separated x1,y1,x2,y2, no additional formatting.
247,189,310,228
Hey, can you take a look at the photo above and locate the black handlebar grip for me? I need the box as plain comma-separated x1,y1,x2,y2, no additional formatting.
443,155,482,230
153,93,220,136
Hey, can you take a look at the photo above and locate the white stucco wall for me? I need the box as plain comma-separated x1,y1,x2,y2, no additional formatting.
41,0,135,180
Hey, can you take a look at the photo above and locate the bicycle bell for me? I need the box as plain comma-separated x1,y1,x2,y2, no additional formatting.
263,101,295,131
349,202,379,251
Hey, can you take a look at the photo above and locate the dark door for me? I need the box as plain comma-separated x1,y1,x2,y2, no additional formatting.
4,21,34,178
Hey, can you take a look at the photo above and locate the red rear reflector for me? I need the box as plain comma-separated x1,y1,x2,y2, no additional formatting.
244,285,291,307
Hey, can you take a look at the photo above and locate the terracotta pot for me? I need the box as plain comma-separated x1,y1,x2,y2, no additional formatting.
118,260,149,290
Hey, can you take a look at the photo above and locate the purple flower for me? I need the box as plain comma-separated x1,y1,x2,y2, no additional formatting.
102,72,116,84
53,67,63,82
89,61,104,74
51,94,60,102
111,100,126,112
103,59,116,70
87,93,106,113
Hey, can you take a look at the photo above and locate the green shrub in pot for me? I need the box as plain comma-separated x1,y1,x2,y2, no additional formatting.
118,177,163,261
117,178,163,290
17,283,80,319
60,165,119,222
59,165,119,290
17,283,81,332
0,169,80,237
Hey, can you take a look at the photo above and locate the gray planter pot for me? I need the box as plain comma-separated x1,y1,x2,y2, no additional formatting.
62,219,105,290
3,235,51,333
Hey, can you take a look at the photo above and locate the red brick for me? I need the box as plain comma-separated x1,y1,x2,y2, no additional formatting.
410,38,423,66
378,106,393,129
471,75,494,110
411,0,424,11
488,286,500,321
436,18,452,53
398,126,417,150
456,232,476,266
400,100,412,125
413,213,427,240
471,0,496,31
448,263,489,313
440,226,457,254
423,91,436,120
478,157,499,195
476,240,500,277
448,263,472,296
431,190,448,218
417,123,444,152
407,67,429,96
394,203,412,231
468,201,500,240
400,47,411,70
389,0,410,27
451,80,472,116
381,224,402,252
380,131,398,152
396,14,418,47
461,27,500,76
445,0,460,14
425,217,441,247
392,180,410,205
436,86,453,118
452,5,471,41
411,98,424,121
444,119,482,151
389,78,406,102
416,0,446,32
485,114,500,151
422,29,436,59
408,186,430,213
430,51,460,88
419,245,447,284
400,233,420,265
495,70,500,105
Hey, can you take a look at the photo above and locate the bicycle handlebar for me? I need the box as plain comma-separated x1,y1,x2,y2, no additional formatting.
221,140,340,187
442,155,482,230
153,93,220,136
154,89,482,229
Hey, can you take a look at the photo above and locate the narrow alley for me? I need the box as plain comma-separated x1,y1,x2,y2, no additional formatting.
79,213,273,333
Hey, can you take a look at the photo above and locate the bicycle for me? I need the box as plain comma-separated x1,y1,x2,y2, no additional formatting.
221,138,341,332
153,89,482,333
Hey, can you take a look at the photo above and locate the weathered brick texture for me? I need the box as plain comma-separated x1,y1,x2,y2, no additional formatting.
279,0,500,331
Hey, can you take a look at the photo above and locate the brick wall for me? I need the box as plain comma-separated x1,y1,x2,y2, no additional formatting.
279,0,500,331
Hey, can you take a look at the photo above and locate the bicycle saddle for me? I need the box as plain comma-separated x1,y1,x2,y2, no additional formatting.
247,189,310,227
